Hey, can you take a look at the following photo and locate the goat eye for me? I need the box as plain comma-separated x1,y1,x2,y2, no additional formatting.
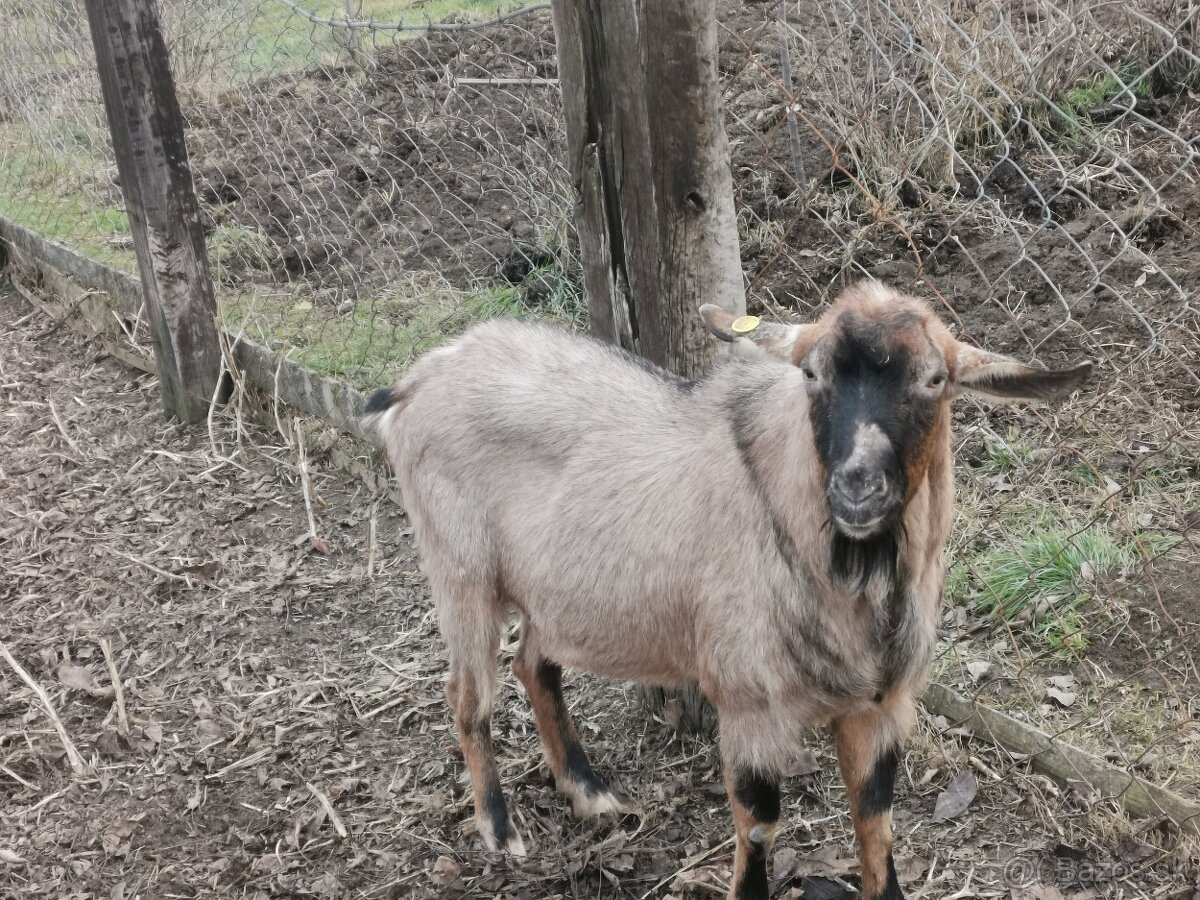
927,374,946,389
802,367,817,382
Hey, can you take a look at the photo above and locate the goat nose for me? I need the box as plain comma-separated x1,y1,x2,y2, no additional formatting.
832,468,886,505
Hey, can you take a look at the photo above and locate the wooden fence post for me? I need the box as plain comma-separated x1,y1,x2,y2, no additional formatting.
551,0,746,379
84,0,223,423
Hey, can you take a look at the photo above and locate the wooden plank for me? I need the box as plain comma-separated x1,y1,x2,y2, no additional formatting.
925,682,1200,836
0,217,142,309
84,0,223,422
229,339,376,447
1,213,379,449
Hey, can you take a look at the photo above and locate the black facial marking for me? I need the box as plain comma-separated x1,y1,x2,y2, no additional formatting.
829,523,901,594
734,769,781,824
536,660,607,794
736,838,770,899
809,323,941,543
859,745,900,819
810,334,911,498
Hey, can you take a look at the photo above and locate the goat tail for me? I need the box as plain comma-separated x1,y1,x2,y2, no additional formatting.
362,382,416,445
364,384,404,415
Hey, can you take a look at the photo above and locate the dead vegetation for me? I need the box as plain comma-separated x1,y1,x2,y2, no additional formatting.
2,277,1198,898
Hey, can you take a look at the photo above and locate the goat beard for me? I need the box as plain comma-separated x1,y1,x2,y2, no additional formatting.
828,520,901,598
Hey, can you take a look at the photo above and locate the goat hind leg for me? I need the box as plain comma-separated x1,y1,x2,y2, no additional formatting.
513,631,632,818
442,587,525,855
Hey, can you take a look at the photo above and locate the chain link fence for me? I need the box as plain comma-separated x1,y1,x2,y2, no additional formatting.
1,0,1197,865
726,0,1200,849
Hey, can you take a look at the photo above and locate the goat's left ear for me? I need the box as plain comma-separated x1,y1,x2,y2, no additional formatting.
952,343,1092,403
698,304,812,362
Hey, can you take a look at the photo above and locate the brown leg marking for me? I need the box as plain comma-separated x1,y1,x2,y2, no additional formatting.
725,766,780,900
513,640,631,817
447,671,525,855
833,713,904,900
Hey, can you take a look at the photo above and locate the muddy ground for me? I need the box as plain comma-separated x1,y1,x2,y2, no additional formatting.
1,278,1197,900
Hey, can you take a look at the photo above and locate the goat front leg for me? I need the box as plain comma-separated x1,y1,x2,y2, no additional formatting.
832,699,912,900
723,763,780,900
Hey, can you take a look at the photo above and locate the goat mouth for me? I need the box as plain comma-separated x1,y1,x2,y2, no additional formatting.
832,515,888,540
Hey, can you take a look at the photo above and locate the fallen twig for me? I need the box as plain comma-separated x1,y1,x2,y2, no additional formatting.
0,641,89,776
36,289,94,339
99,638,129,734
295,418,328,553
924,682,1200,837
47,399,83,458
305,781,348,839
639,835,734,900
110,548,194,585
0,763,37,791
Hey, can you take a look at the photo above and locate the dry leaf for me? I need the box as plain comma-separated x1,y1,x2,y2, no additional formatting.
1116,836,1157,864
791,876,854,900
893,853,929,884
58,663,115,700
100,819,137,855
773,846,798,879
310,535,332,555
788,750,821,777
195,719,224,745
791,846,856,878
0,848,25,866
1011,886,1066,900
431,855,460,886
932,771,978,822
661,698,683,732
1045,687,1076,707
966,660,991,683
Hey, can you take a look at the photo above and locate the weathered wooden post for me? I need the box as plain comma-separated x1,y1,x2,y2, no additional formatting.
551,0,744,731
84,0,223,422
551,0,746,379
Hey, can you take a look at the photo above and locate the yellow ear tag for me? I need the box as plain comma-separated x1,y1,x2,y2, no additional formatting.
730,315,761,334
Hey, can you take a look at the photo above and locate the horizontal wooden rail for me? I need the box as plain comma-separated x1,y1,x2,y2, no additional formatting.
0,214,379,448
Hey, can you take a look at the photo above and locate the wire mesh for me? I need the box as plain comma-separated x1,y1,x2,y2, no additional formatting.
0,0,1197,863
729,0,1200,847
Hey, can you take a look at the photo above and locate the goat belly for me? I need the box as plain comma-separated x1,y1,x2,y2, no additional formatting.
495,450,734,686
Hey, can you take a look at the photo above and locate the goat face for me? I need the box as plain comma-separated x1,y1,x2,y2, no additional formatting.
801,304,941,541
700,281,1092,584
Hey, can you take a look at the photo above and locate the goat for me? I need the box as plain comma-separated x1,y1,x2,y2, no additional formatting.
366,281,1090,900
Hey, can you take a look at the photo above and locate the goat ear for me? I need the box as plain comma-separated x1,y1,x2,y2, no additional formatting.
953,343,1092,403
698,305,810,362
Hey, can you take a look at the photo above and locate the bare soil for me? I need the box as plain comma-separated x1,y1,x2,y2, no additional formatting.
184,3,1200,409
1099,558,1200,693
2,280,1196,898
